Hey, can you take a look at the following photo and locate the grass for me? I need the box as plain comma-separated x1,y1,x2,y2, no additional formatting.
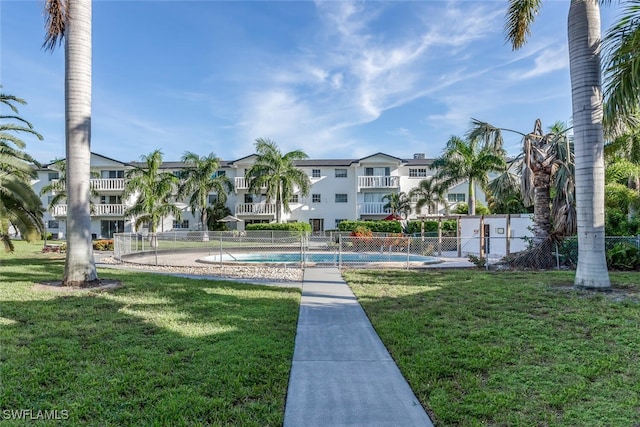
0,241,301,426
344,269,640,427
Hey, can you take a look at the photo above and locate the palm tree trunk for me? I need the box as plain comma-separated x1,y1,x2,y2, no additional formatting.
532,169,552,246
468,180,476,215
63,0,98,286
568,0,610,289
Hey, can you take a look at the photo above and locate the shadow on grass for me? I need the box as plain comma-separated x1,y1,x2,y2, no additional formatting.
1,267,300,426
345,269,640,427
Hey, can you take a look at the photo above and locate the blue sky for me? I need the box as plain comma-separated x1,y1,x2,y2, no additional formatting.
1,1,621,164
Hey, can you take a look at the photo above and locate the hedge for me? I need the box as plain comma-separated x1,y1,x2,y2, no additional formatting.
245,222,312,233
337,220,402,233
406,219,457,235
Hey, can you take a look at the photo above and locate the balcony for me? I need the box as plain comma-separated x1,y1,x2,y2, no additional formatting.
234,177,267,192
52,204,126,217
358,203,391,215
50,178,125,192
235,203,277,216
91,178,125,191
358,175,400,190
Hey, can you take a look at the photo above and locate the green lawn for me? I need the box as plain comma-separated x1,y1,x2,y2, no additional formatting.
344,269,640,426
0,241,300,426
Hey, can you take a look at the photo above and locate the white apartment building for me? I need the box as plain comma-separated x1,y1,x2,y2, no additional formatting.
33,152,488,239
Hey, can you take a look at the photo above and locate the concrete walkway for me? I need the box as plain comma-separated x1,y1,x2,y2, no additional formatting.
284,268,434,427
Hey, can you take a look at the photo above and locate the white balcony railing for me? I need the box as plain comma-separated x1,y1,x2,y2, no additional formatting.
358,203,391,215
234,177,267,192
357,175,400,189
234,177,250,190
91,179,125,191
235,203,277,216
52,204,125,217
50,178,125,192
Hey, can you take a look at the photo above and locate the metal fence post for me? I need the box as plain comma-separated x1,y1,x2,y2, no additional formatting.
338,234,342,269
406,237,410,269
219,234,223,267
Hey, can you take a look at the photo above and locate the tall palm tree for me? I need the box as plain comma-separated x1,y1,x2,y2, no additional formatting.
44,0,97,286
432,135,506,215
123,150,182,244
505,0,610,288
382,192,412,219
178,152,233,231
409,178,445,215
245,138,311,223
0,91,44,251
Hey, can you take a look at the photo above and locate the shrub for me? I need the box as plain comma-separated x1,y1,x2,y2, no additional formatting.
93,239,114,251
606,242,640,270
338,220,402,234
406,219,457,236
351,226,373,238
245,222,312,233
467,254,486,268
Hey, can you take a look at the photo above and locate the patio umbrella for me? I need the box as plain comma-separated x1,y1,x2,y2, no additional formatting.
218,215,243,222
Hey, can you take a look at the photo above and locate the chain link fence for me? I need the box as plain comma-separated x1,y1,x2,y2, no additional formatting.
114,231,461,269
113,231,640,271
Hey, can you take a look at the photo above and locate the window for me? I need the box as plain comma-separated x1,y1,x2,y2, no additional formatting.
100,195,122,204
335,193,348,203
211,170,226,178
47,195,54,205
365,167,390,176
447,193,466,203
48,172,59,181
208,194,219,204
335,219,347,228
244,194,254,203
312,194,321,203
409,168,427,177
335,169,347,178
312,169,321,178
172,220,189,229
289,194,299,203
173,170,187,179
101,170,124,179
47,220,59,229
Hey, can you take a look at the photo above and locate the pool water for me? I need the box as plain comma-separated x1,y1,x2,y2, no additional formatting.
200,252,439,264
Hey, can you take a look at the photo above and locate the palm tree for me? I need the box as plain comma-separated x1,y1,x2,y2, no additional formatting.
432,135,506,215
505,0,610,289
382,192,412,219
409,178,445,215
123,150,182,245
602,0,640,132
471,119,575,246
205,202,232,231
0,91,44,251
44,0,97,286
39,159,99,212
178,152,233,231
484,168,528,214
245,138,311,223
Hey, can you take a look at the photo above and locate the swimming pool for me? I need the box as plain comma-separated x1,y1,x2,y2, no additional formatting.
199,252,440,264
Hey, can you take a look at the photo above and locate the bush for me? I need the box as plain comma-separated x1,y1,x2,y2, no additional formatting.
245,222,312,233
93,239,114,251
453,202,490,215
337,220,402,234
406,219,457,236
467,254,486,268
42,243,66,253
606,242,640,270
